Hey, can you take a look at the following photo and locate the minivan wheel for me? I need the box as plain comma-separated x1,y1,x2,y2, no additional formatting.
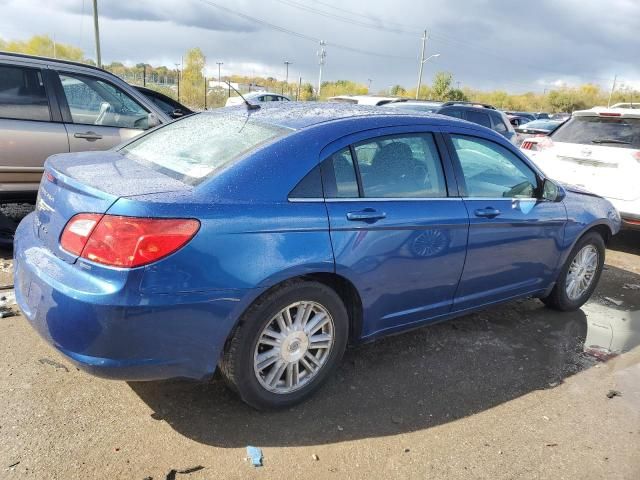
220,280,349,410
542,232,605,311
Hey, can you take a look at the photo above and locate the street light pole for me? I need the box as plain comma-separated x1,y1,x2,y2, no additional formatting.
92,0,102,67
317,40,326,98
284,61,291,95
416,30,427,100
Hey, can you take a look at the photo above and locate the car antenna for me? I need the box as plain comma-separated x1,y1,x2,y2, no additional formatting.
225,81,260,111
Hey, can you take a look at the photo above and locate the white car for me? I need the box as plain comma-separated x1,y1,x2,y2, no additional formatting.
327,95,405,106
225,92,290,107
521,107,640,229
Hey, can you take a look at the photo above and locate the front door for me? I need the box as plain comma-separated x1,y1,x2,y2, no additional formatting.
54,71,150,152
323,131,469,338
446,133,566,311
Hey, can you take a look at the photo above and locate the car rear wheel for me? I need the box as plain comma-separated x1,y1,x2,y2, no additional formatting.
542,232,605,311
220,280,348,410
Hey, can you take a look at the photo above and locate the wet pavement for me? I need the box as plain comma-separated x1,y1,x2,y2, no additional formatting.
0,232,638,479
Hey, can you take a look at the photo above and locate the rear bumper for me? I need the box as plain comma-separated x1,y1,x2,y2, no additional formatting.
14,213,256,381
607,198,640,230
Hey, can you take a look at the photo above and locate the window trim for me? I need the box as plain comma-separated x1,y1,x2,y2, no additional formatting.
444,132,542,199
53,70,151,127
0,65,54,123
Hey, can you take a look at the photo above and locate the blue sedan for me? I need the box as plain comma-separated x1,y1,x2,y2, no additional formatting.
14,103,621,409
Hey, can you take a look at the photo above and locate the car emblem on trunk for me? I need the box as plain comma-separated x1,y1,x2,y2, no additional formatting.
580,148,593,157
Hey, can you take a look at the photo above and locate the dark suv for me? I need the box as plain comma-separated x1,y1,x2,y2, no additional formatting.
435,102,517,144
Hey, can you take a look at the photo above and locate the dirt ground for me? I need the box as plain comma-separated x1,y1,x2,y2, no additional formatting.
0,231,639,480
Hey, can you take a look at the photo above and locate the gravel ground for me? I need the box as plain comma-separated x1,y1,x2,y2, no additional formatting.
0,232,638,479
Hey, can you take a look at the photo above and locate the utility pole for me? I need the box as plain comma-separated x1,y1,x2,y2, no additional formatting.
297,76,302,101
416,30,427,99
456,81,461,90
216,61,223,86
143,65,146,87
317,40,326,98
204,76,207,110
92,0,102,67
608,74,618,107
284,61,291,95
52,34,57,59
175,63,181,102
367,78,372,93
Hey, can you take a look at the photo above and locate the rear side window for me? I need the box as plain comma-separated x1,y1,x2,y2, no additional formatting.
121,114,289,185
289,165,323,198
354,133,447,198
465,110,492,128
0,65,50,121
327,148,359,198
440,107,464,119
551,116,640,149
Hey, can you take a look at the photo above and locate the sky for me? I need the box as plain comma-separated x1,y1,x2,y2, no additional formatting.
1,0,639,93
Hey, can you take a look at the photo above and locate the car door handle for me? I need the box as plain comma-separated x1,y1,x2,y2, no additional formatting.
74,131,103,141
474,207,501,218
346,209,387,222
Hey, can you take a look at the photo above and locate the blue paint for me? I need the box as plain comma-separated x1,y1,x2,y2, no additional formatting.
14,103,621,381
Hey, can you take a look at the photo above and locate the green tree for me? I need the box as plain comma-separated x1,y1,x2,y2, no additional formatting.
181,48,206,109
389,84,406,96
431,72,453,100
446,88,468,101
1,34,85,62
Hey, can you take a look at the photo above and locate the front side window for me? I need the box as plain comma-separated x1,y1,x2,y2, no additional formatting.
451,134,538,198
120,114,288,184
354,133,447,198
0,65,50,121
59,73,150,129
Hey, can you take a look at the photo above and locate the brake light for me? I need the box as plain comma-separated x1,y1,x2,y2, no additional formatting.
599,112,621,117
61,214,200,267
521,141,534,150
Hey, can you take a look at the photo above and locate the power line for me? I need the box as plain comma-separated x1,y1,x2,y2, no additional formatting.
193,0,412,60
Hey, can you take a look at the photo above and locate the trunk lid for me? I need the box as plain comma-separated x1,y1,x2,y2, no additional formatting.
533,142,640,201
36,151,190,262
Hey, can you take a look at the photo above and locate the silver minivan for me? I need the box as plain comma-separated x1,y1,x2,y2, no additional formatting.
0,53,172,237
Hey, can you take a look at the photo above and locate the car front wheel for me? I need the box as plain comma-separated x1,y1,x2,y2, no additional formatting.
220,280,348,410
542,232,605,311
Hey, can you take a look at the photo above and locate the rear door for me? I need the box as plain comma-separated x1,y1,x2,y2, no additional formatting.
0,63,69,196
446,132,566,310
322,127,469,338
52,70,154,152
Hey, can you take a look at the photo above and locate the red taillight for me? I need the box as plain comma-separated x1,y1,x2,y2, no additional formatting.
61,214,200,268
60,213,103,256
599,112,621,117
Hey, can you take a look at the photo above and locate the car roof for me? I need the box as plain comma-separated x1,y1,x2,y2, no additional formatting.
0,51,118,77
216,101,488,131
573,107,640,119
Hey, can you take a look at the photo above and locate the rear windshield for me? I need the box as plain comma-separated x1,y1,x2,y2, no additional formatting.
120,113,289,184
551,116,640,149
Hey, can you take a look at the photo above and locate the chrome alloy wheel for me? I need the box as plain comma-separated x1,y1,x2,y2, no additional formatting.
253,301,335,394
565,245,599,300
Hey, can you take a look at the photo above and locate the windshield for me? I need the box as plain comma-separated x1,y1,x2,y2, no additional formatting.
552,116,640,149
120,113,289,184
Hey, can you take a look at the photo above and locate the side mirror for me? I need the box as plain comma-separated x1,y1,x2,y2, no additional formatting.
170,109,184,119
147,112,161,128
541,178,565,202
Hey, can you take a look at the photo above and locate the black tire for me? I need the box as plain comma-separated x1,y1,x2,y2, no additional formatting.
220,280,349,410
542,232,605,311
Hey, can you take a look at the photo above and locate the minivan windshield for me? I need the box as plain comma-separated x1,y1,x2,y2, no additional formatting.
120,113,289,184
551,115,640,149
